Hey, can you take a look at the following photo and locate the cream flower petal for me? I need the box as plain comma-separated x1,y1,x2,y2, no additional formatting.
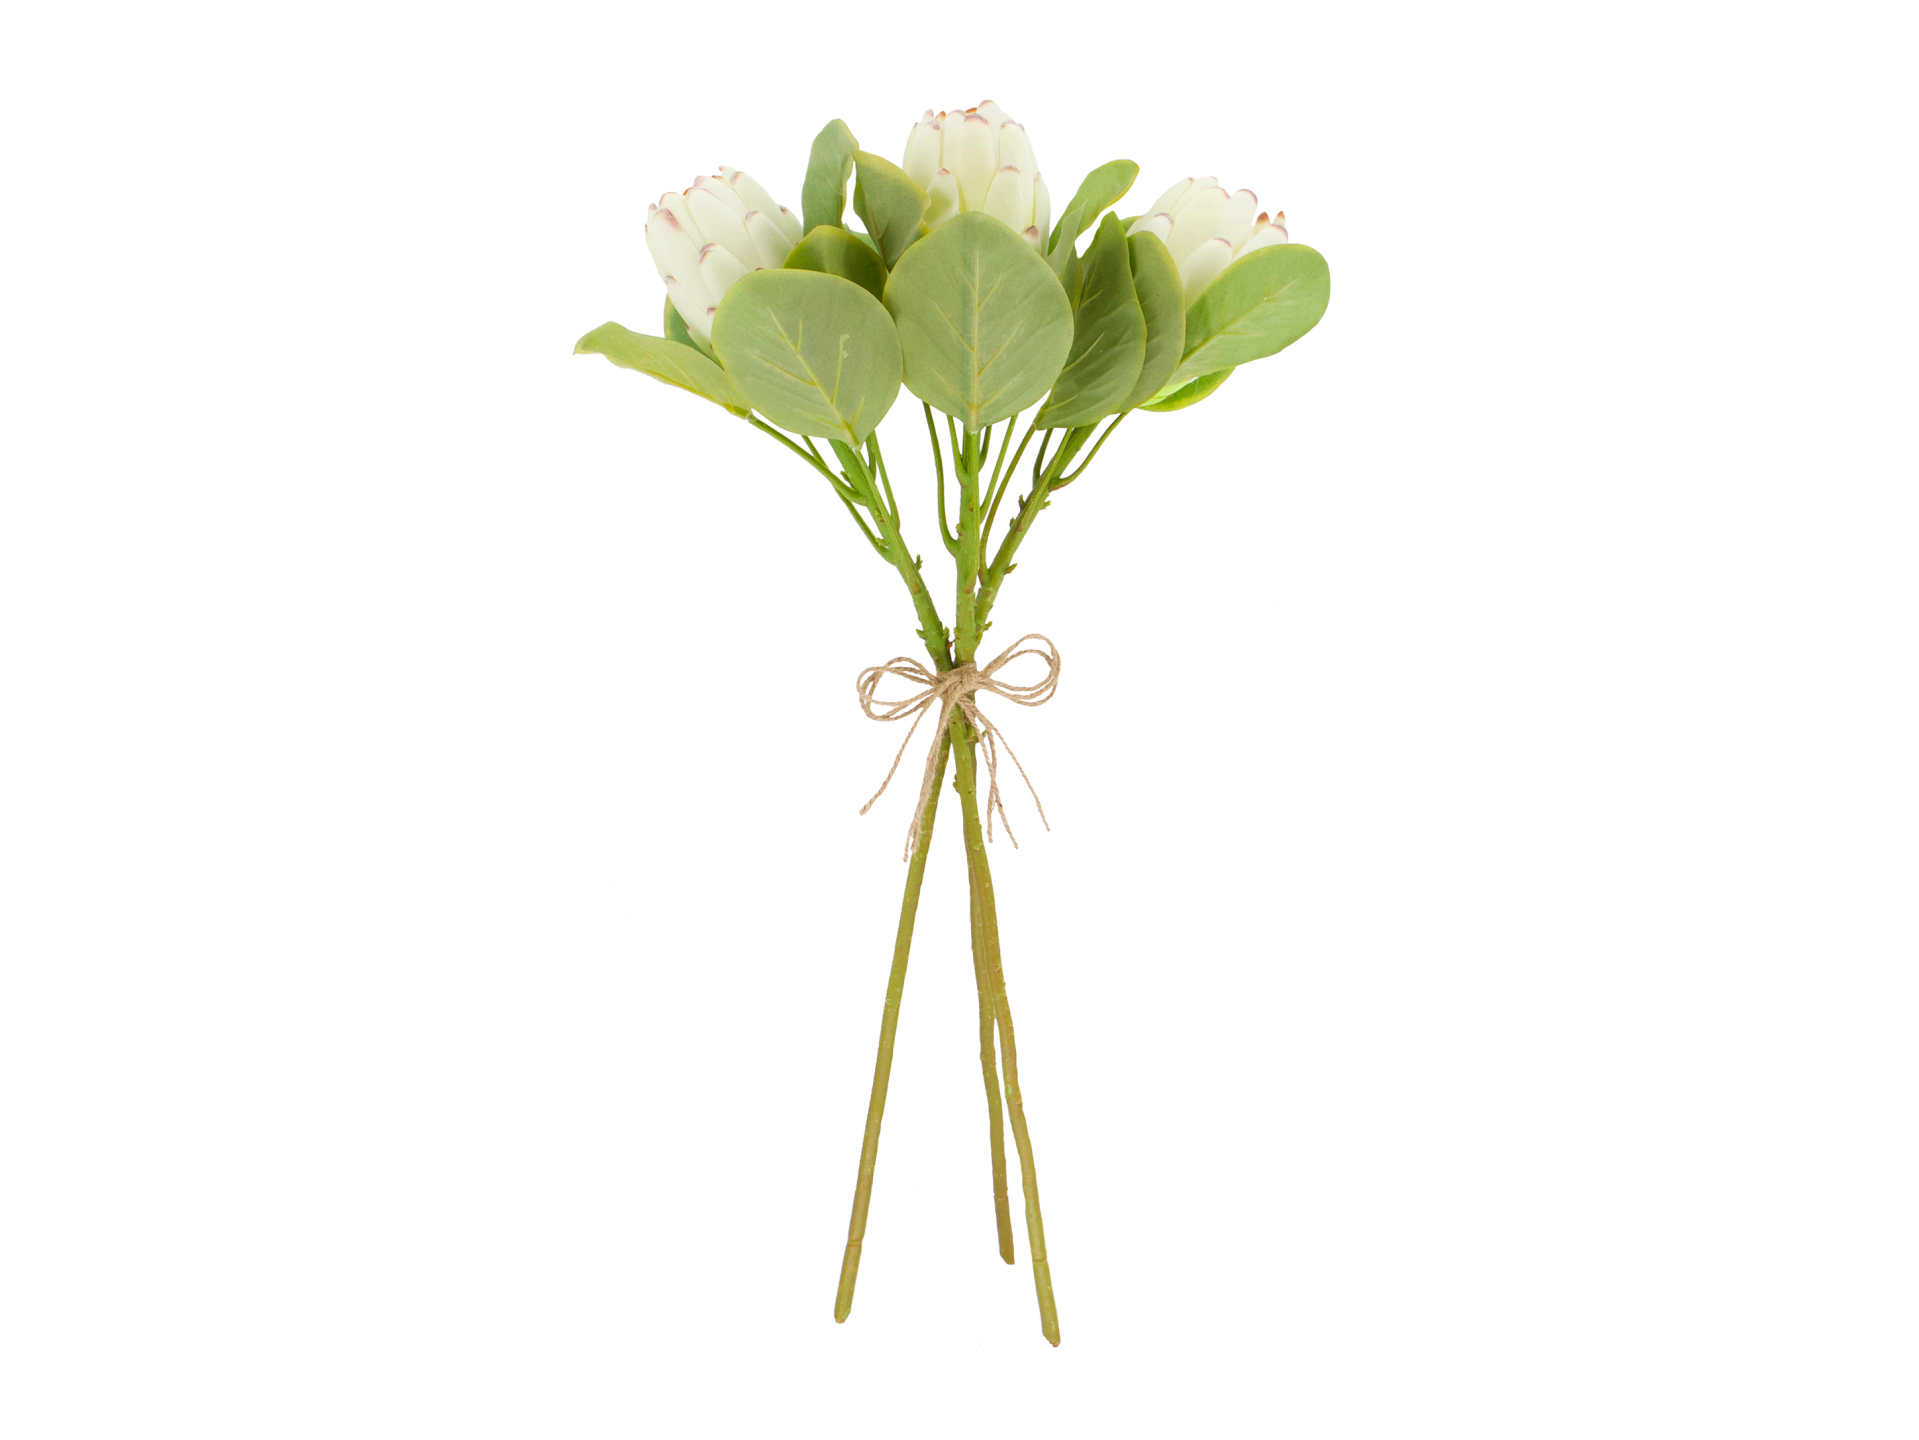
925,169,961,228
984,165,1034,231
1129,211,1175,242
903,115,942,190
687,187,755,263
998,122,1035,176
692,173,749,215
951,111,997,211
655,192,702,243
1165,185,1228,262
1140,178,1194,217
697,240,750,298
665,274,714,339
718,168,780,219
1237,222,1288,258
646,205,703,286
1217,189,1260,248
1177,235,1235,302
744,210,794,268
1169,177,1219,217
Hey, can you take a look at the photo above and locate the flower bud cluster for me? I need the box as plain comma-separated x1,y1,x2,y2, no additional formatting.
1127,179,1289,303
902,101,1052,251
645,169,802,342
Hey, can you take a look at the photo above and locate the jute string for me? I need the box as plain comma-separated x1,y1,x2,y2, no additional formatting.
857,634,1061,861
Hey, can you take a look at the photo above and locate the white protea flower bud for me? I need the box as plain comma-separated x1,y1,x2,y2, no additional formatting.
1128,177,1290,304
645,168,803,343
902,100,1052,252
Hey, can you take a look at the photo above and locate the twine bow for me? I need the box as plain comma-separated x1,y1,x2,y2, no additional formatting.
857,634,1062,860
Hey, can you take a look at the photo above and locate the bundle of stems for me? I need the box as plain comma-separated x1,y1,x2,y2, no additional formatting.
757,401,1116,1347
581,105,1330,1350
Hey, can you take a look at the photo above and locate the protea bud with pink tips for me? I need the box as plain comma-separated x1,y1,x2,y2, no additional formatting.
645,168,803,344
1127,177,1290,303
901,100,1052,251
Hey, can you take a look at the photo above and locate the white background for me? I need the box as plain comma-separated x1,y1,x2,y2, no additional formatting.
3,2,1913,1435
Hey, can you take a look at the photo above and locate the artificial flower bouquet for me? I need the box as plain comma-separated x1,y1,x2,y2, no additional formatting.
576,100,1330,1345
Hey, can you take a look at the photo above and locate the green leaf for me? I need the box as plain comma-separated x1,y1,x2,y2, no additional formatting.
1162,243,1331,391
1120,231,1185,412
802,119,859,234
883,211,1075,431
851,152,928,270
575,321,749,416
1143,367,1233,412
709,269,902,443
1037,214,1146,428
1057,244,1082,307
784,225,889,304
1046,160,1139,276
662,297,712,357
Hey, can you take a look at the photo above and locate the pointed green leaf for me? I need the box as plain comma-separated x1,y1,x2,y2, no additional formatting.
784,225,888,303
1163,243,1331,391
851,151,929,269
1120,232,1185,411
1057,243,1083,307
883,212,1075,431
1143,366,1234,412
710,269,902,443
1046,160,1139,276
1037,214,1146,427
575,321,748,416
802,119,859,235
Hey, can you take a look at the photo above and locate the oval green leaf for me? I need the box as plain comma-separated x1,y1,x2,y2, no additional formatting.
709,269,902,443
852,151,929,270
883,212,1074,431
784,225,888,303
1163,243,1331,391
802,119,858,235
1037,213,1146,428
1046,160,1139,277
1143,366,1233,412
1120,231,1185,411
575,321,748,416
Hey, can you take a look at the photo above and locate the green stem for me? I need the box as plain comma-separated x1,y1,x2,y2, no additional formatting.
964,761,1015,1264
976,424,1093,632
949,420,1049,1327
982,418,1038,545
954,733,1060,1345
834,733,953,1322
954,427,983,659
834,438,951,668
984,414,1016,497
929,404,960,557
1049,412,1124,489
867,432,900,519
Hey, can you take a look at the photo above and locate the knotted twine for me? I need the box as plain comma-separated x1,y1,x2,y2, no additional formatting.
857,634,1062,861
